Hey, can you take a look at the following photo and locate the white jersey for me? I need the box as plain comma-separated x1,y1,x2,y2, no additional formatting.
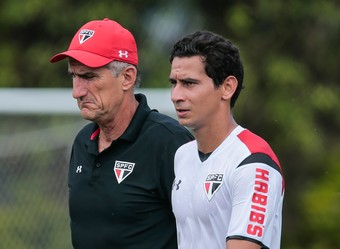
172,126,284,249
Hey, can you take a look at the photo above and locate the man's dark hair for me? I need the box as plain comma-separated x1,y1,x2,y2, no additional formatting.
169,31,244,108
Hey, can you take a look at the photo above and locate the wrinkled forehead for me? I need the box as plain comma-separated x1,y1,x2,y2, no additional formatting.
170,56,206,76
67,58,101,74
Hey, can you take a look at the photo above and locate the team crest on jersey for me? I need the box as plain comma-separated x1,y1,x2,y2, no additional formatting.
78,29,95,44
204,173,224,201
114,160,135,184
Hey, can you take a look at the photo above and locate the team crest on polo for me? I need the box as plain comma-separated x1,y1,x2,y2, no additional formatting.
114,160,135,184
78,29,95,44
204,173,224,201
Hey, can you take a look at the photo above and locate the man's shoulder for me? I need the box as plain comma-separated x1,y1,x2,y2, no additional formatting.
237,128,273,155
142,111,194,146
147,110,192,134
176,139,196,152
236,128,282,172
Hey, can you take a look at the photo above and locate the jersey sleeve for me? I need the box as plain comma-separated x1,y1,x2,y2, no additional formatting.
226,153,284,248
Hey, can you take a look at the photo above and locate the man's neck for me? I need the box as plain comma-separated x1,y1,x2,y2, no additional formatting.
195,117,238,154
97,97,139,152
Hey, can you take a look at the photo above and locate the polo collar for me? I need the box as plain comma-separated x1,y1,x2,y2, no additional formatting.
119,93,151,142
88,93,152,145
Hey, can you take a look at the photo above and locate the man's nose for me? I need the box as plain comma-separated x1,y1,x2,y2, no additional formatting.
72,79,87,99
171,84,184,103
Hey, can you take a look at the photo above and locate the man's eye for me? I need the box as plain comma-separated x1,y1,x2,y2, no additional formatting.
169,79,176,85
82,75,95,80
184,81,195,86
71,74,96,80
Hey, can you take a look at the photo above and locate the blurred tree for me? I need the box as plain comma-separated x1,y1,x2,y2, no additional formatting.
0,0,339,248
0,0,202,88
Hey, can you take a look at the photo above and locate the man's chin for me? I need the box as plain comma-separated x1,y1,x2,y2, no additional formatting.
80,109,97,121
178,118,190,128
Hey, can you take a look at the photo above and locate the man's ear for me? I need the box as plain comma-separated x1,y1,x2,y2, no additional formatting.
121,66,137,90
221,76,238,101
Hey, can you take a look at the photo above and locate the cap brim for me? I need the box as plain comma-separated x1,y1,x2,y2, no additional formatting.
49,50,113,68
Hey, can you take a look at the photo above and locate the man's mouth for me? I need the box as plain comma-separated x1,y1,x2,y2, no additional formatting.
176,108,189,117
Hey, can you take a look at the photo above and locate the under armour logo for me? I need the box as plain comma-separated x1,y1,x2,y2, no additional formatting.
173,180,182,190
76,165,82,173
118,50,129,58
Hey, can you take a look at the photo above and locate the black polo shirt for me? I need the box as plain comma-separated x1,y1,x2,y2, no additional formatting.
68,93,193,249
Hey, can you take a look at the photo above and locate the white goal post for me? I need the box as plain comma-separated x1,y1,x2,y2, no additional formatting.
0,88,176,116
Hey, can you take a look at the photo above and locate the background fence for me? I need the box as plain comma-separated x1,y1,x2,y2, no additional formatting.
0,88,174,249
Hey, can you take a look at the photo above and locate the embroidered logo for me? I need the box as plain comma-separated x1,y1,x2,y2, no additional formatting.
204,173,224,201
118,50,129,58
78,29,95,44
173,179,182,190
76,165,82,173
114,160,135,184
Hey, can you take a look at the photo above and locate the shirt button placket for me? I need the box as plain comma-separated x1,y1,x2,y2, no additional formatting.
92,160,101,178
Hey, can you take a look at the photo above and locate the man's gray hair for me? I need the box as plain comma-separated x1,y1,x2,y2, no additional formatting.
106,61,141,87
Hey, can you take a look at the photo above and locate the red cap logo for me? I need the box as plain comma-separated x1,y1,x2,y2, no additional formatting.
78,29,95,44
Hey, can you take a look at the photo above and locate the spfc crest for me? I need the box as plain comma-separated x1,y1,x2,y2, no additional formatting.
204,173,224,201
114,160,135,184
78,29,95,44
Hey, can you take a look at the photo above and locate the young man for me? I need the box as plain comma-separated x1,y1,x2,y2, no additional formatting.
50,18,193,249
169,31,284,249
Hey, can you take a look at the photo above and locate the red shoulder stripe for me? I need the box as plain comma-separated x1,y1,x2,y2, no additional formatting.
238,129,285,193
237,129,281,170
